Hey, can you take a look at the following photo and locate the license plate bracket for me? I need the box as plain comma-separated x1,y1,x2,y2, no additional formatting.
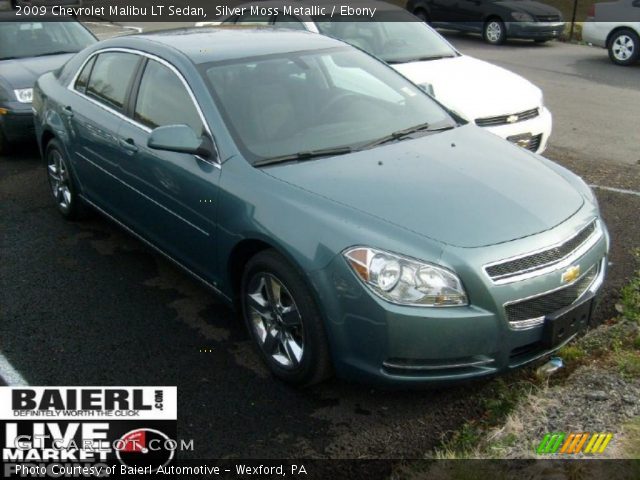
542,297,593,349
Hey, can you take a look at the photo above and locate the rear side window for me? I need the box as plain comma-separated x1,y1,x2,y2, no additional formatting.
86,52,139,111
74,56,96,93
134,59,203,134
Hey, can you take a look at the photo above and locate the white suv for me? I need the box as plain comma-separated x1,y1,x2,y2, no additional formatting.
583,0,640,65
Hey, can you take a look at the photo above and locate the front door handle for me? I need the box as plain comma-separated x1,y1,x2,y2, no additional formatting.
119,138,138,153
62,106,74,118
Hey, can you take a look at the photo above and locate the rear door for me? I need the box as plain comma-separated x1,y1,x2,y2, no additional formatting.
115,57,221,280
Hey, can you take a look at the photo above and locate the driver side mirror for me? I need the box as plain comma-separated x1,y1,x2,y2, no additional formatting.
148,124,215,159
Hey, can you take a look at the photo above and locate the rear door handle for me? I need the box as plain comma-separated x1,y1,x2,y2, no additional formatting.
62,106,73,118
119,138,138,153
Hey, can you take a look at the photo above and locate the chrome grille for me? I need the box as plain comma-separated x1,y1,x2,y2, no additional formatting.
535,15,562,22
505,265,597,324
475,108,539,127
486,221,597,281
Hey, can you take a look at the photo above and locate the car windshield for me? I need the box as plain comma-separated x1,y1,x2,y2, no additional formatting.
0,22,95,60
314,18,458,64
201,47,456,164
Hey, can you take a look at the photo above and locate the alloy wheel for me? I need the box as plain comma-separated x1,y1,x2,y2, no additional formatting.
47,149,72,211
246,272,304,369
486,21,503,44
612,34,635,61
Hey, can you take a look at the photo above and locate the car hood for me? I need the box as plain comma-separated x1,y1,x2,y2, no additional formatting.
0,54,74,89
392,55,542,120
263,126,583,248
495,0,563,16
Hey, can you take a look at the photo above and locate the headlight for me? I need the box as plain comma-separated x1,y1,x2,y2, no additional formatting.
14,88,33,104
511,12,534,21
343,247,468,307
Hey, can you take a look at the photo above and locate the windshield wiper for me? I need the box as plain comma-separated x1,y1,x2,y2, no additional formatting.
358,123,433,150
254,146,353,167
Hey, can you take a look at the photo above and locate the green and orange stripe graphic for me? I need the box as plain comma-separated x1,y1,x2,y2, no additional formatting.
536,432,613,454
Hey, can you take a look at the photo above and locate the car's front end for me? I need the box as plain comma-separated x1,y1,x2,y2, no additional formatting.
505,19,565,41
0,85,35,145
310,207,607,387
264,126,607,387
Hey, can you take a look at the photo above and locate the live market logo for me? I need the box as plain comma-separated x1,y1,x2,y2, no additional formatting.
0,387,177,477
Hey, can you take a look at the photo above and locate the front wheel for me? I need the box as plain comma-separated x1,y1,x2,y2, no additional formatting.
608,29,640,66
45,139,88,220
483,19,506,45
241,250,332,386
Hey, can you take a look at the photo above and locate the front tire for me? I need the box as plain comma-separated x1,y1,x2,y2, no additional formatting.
45,139,88,220
483,18,506,45
608,29,640,66
241,249,332,386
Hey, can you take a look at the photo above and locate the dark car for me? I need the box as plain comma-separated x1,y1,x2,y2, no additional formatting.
0,19,96,154
33,28,607,387
407,0,565,45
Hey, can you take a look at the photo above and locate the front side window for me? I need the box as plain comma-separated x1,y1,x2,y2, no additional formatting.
86,52,139,111
134,59,203,134
0,22,95,61
201,47,455,162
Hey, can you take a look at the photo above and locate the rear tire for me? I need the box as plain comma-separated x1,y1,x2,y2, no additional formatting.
241,249,332,386
608,29,640,66
45,139,89,220
483,18,506,45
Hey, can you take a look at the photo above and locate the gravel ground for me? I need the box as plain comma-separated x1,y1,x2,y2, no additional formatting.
484,320,640,459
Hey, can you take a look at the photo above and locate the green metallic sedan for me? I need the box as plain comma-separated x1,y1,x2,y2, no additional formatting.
33,28,608,386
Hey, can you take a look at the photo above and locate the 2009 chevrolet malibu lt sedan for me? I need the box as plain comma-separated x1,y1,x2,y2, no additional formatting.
34,28,608,386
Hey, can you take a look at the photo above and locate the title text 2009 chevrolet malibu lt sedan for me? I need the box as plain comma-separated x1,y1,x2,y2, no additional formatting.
34,28,608,386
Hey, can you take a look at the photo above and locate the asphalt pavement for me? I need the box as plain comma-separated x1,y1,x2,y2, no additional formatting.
1,25,639,460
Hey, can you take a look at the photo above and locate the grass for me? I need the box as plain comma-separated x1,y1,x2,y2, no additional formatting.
618,417,640,458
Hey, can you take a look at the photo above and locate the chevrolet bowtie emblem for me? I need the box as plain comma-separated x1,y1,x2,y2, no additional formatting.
561,265,581,284
506,114,519,123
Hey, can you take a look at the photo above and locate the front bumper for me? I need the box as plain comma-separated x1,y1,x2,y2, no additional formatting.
0,103,35,143
506,22,565,40
481,106,552,154
311,213,609,387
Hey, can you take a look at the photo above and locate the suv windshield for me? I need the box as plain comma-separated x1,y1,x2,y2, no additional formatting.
201,47,456,164
315,18,458,64
0,22,95,60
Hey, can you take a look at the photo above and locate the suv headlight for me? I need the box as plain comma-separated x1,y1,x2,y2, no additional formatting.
14,88,33,103
343,247,468,307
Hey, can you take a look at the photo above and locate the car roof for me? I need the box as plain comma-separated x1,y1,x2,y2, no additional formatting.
121,27,347,63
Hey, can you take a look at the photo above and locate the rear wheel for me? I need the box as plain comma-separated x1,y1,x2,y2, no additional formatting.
483,18,506,45
45,139,89,220
241,249,332,386
608,29,640,66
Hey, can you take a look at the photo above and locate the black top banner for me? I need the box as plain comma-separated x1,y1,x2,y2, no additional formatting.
2,0,635,23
